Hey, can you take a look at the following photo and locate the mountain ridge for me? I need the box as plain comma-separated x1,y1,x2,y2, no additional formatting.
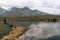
0,7,50,17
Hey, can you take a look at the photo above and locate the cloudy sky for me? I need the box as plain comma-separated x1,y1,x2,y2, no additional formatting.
0,0,60,14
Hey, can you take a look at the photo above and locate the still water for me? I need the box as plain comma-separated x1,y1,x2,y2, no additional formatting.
7,21,60,40
15,21,60,40
7,21,39,26
7,21,60,35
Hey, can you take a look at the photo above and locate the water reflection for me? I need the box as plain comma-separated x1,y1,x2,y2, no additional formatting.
17,22,60,40
7,21,60,40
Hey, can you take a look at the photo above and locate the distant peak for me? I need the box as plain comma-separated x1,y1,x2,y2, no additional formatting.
11,7,18,9
34,9,38,11
22,7,30,10
23,7,29,9
33,9,40,12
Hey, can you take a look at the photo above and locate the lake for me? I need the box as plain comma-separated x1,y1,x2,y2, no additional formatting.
7,21,60,36
7,21,39,26
15,21,60,40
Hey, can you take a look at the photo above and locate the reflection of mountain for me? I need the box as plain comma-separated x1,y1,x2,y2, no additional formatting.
0,7,49,17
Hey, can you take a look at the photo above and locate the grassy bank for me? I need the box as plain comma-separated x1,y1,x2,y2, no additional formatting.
1,26,27,40
0,23,12,39
6,15,60,22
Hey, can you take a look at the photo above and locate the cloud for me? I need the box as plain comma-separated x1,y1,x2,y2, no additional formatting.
0,0,60,9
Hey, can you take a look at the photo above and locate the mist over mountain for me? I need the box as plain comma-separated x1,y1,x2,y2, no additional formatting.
0,7,49,17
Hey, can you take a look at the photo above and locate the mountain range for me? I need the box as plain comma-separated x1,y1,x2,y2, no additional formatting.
0,7,49,17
